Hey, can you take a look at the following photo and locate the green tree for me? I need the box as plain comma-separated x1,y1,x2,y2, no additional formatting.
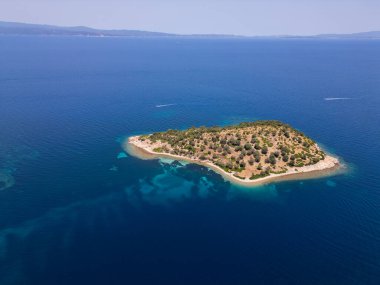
269,154,276,165
244,143,253,150
235,146,242,152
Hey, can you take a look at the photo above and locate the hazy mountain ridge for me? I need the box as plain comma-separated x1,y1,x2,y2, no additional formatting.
1,21,379,39
0,21,173,37
314,31,380,39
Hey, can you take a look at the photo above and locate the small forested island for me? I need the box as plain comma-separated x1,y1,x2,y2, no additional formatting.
126,121,340,185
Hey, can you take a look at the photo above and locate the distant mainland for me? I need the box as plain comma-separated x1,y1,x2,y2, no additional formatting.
125,121,342,186
1,21,380,39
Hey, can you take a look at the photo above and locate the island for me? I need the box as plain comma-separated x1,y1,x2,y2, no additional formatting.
125,121,341,186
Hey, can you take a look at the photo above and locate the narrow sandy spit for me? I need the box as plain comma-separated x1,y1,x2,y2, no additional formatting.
124,135,344,187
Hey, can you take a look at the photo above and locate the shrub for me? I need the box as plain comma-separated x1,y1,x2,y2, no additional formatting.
312,157,320,164
250,171,269,180
244,143,252,150
230,139,240,146
269,154,276,165
216,161,225,168
281,145,289,153
254,152,261,162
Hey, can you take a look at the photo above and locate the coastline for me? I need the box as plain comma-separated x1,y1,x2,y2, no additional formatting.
124,135,343,187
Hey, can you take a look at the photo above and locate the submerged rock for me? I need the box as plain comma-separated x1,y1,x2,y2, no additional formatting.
0,171,15,191
117,152,128,159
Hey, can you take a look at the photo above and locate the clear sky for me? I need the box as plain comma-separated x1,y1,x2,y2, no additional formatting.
0,0,379,36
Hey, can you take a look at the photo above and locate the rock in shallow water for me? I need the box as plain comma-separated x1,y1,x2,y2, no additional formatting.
0,171,15,191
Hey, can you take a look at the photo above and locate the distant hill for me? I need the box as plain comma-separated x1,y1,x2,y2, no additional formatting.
0,21,174,37
0,21,379,39
314,31,380,39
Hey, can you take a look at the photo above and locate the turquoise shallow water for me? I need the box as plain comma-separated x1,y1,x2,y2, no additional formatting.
0,36,380,284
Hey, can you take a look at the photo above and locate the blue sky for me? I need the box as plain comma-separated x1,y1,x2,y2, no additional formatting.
0,0,379,36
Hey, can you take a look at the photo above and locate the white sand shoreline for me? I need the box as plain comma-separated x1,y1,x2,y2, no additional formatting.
124,135,343,187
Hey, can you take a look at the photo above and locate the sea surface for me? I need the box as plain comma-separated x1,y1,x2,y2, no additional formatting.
0,36,380,285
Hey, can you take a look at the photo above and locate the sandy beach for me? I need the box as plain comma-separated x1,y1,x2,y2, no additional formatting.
125,135,342,187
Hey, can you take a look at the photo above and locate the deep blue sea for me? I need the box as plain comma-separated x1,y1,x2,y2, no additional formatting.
0,36,380,285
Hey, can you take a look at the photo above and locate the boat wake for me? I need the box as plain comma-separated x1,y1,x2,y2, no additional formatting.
324,97,352,101
155,104,176,108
